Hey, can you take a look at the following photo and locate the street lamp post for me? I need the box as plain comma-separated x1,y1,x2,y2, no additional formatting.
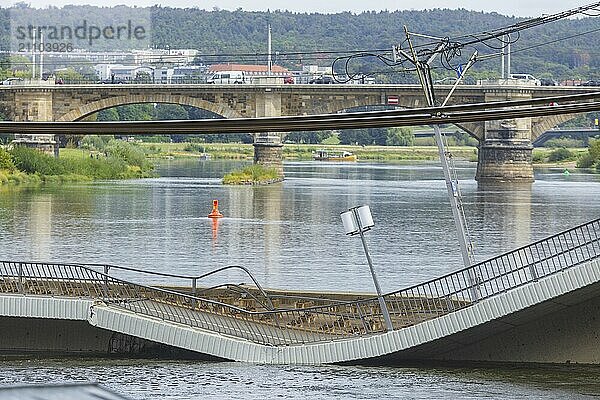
340,205,393,332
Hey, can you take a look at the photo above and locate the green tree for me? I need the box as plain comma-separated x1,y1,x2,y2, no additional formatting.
386,127,414,146
97,108,120,121
547,148,573,162
55,68,85,83
589,138,600,160
116,104,154,121
153,104,189,120
576,139,600,168
339,129,372,146
284,131,332,144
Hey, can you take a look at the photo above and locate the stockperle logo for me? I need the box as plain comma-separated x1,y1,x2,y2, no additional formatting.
9,7,151,53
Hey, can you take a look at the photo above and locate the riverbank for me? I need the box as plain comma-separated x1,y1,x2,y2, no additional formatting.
140,142,480,162
0,144,155,185
141,142,591,168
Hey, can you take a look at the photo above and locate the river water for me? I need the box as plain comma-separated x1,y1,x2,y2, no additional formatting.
1,159,600,399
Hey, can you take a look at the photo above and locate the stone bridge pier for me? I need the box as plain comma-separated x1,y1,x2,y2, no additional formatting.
252,89,284,177
474,90,535,183
10,89,58,156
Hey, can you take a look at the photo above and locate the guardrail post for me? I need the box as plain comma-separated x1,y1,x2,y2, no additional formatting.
528,263,539,281
191,278,197,309
103,265,110,299
17,262,23,293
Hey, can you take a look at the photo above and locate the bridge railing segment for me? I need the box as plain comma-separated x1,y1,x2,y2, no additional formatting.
383,216,600,326
0,217,598,346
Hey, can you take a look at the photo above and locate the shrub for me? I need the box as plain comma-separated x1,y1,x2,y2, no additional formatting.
105,140,152,171
184,143,206,152
590,139,600,160
80,135,113,151
544,138,585,148
532,152,545,163
547,148,573,162
10,146,66,175
576,153,596,168
0,147,15,171
8,144,153,181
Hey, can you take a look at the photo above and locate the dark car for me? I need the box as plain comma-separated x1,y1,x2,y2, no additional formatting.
540,78,558,86
581,80,600,87
309,75,335,84
99,79,126,84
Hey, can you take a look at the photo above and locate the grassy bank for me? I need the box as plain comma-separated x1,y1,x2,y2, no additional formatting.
139,142,480,162
139,142,599,169
140,142,253,160
0,142,155,186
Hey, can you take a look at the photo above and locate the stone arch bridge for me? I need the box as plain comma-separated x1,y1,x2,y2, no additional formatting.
0,83,596,182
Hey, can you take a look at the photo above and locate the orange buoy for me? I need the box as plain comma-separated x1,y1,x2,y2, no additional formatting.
208,199,223,218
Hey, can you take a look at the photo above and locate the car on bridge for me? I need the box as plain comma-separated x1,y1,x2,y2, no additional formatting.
99,78,127,84
509,73,541,86
1,77,23,85
207,71,247,84
580,80,600,87
309,75,335,84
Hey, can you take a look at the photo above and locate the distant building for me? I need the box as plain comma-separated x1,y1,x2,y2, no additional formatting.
94,64,153,81
131,49,199,64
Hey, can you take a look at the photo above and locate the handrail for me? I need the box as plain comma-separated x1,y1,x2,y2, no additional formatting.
70,262,275,310
195,283,273,311
386,216,600,299
1,217,599,346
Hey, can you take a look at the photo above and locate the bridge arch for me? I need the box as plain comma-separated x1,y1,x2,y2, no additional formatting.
333,104,484,142
532,113,587,141
56,94,244,121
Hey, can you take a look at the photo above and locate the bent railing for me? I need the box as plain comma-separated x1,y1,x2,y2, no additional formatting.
0,217,599,346
83,263,276,311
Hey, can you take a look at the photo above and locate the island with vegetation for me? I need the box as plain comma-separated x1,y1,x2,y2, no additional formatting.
222,164,282,185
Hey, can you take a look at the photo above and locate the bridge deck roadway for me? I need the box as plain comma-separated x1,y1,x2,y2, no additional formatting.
1,256,600,364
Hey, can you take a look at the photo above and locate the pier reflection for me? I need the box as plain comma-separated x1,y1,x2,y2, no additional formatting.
473,182,533,259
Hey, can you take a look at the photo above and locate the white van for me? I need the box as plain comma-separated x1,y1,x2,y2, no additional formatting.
509,74,541,86
207,71,246,84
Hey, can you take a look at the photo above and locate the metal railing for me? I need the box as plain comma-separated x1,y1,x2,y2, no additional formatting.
84,263,275,311
1,217,599,346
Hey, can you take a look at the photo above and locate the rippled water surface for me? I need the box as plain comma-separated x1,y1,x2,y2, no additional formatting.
1,159,599,399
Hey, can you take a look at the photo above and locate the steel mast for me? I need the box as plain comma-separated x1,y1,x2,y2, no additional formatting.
395,27,478,299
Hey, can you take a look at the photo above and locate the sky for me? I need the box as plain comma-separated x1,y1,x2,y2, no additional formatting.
7,0,596,18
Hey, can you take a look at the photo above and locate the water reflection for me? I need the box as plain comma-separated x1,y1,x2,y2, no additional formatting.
473,182,533,256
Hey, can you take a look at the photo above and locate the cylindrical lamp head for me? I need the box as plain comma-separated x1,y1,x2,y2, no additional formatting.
340,210,359,235
356,205,374,229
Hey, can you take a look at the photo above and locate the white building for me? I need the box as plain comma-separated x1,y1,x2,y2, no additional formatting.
131,49,199,65
93,64,153,81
